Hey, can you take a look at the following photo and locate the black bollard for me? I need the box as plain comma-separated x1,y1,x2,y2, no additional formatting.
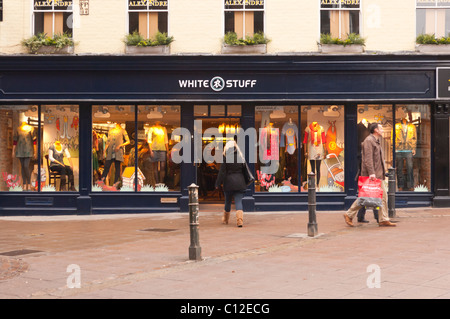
188,183,202,261
307,172,318,237
388,167,396,218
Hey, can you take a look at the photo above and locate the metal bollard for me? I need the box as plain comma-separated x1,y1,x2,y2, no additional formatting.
188,183,202,261
388,167,396,218
307,172,318,237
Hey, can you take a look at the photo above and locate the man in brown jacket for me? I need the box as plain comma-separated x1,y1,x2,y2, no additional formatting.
344,123,396,227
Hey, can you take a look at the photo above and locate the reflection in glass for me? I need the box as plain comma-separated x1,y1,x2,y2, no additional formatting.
301,105,345,192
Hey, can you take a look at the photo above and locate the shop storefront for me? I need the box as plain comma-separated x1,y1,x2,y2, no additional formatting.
0,55,449,215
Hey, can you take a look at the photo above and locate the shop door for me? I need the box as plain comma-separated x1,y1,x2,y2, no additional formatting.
194,105,242,203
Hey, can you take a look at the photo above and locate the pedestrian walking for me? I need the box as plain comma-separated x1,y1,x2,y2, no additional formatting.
215,140,249,227
344,123,396,227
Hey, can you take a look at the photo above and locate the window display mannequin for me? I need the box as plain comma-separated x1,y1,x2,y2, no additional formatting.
260,122,279,161
101,123,130,188
12,122,37,191
395,118,417,191
48,140,76,191
148,121,168,184
303,121,326,185
281,118,298,184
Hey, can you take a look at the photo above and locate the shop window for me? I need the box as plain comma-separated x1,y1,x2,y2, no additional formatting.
255,106,299,192
225,0,264,38
41,105,79,192
320,0,360,39
416,0,450,37
0,105,38,192
301,105,345,192
128,0,168,38
357,104,394,180
33,0,73,36
92,105,134,192
394,104,431,192
92,105,181,192
138,105,181,191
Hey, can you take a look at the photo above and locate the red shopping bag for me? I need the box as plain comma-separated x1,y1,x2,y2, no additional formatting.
357,176,383,208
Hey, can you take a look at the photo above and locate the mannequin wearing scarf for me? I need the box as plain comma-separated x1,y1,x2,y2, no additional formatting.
303,122,326,185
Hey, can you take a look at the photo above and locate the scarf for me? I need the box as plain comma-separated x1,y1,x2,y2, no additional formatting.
309,122,322,146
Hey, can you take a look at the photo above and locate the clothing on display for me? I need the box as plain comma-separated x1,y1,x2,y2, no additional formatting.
303,121,326,185
13,122,37,190
148,123,169,184
394,118,417,190
303,122,326,160
48,141,75,191
281,119,298,155
259,123,279,161
101,124,131,187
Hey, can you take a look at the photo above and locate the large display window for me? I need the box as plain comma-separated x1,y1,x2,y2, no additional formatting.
301,105,345,192
92,105,180,192
0,104,79,192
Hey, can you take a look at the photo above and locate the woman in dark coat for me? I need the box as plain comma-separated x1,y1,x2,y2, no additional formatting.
215,140,248,227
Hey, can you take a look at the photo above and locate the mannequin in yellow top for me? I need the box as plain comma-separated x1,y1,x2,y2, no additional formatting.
148,121,168,184
12,122,37,190
48,140,76,191
394,118,417,190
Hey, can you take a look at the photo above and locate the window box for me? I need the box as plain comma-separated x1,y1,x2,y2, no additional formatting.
318,44,364,54
124,31,173,55
125,45,170,55
318,33,365,54
416,44,450,54
415,34,450,54
221,32,269,54
22,33,74,55
221,43,267,54
35,45,74,54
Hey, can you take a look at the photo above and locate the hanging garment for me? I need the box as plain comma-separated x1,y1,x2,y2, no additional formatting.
281,121,298,155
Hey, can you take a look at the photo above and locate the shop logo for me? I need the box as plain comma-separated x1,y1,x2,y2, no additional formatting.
210,76,225,92
178,76,257,92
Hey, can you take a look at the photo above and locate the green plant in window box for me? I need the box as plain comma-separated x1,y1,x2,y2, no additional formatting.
416,34,450,53
318,33,365,54
22,33,74,54
222,32,270,54
124,31,174,54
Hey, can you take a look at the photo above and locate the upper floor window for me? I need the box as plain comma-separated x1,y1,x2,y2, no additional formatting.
224,0,264,38
416,0,450,37
0,0,3,22
33,0,73,36
320,0,360,39
128,0,168,38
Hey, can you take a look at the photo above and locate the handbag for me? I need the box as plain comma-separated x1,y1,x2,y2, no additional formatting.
243,162,255,186
357,176,383,208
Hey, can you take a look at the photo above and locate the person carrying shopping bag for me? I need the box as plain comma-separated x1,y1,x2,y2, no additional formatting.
215,139,253,227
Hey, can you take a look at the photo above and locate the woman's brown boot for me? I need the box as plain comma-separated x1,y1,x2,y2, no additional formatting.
236,210,244,227
222,211,230,224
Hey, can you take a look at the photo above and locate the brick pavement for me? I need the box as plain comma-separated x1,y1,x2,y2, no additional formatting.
0,206,450,300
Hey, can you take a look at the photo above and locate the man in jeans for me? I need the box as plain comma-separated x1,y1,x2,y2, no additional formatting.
344,123,396,227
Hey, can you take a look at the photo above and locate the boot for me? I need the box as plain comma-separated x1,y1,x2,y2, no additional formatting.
236,210,244,227
222,211,230,224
